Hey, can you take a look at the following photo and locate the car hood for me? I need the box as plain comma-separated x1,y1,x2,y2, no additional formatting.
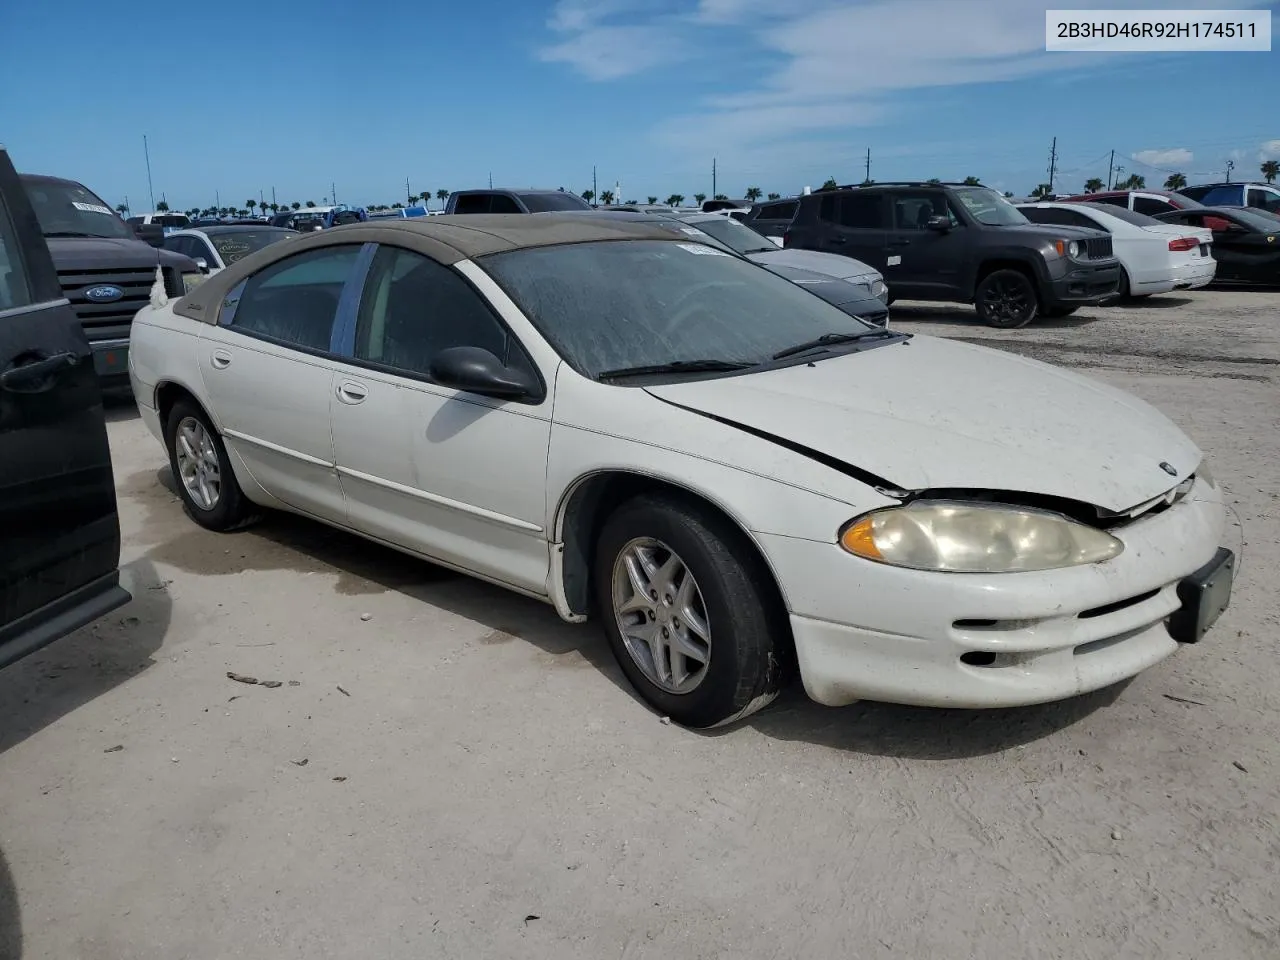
44,236,197,271
643,335,1199,513
763,263,872,308
750,247,878,280
993,223,1108,241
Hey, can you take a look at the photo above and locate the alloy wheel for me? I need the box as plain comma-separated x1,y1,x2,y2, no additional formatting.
174,416,221,511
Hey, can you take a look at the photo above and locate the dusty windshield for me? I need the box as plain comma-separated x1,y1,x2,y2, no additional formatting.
953,187,1029,226
684,216,775,255
209,230,298,264
22,178,133,240
480,239,878,379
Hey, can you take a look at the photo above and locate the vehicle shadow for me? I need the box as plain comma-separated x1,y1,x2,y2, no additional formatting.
890,303,1103,330
0,558,171,755
722,679,1131,759
102,393,139,423
0,845,18,960
1112,295,1193,309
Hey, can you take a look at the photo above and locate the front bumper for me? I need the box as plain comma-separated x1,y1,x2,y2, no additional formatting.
838,295,890,327
759,476,1228,708
1042,262,1121,306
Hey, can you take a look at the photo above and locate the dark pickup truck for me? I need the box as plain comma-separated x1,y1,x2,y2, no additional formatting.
783,182,1121,328
20,174,200,387
1,146,130,668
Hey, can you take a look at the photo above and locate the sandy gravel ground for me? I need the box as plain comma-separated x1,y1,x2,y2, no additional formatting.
1,289,1277,960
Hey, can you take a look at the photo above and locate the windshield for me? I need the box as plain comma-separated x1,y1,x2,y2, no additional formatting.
1225,209,1280,233
953,186,1029,226
520,192,593,212
480,239,877,379
22,178,133,240
153,215,190,228
683,216,776,255
209,230,298,264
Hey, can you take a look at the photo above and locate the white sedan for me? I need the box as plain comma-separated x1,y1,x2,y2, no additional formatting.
128,215,1233,727
161,225,299,277
1018,201,1216,297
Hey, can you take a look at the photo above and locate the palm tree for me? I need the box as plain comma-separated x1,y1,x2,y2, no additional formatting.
246,200,257,216
1261,160,1279,184
926,178,941,184
962,176,981,186
694,193,706,204
820,178,838,191
392,202,404,209
1164,172,1188,191
745,186,762,201
156,200,170,212
666,194,684,206
305,200,316,208
1003,192,1014,199
1116,173,1146,190
1031,184,1052,199
291,201,301,210
766,192,780,200
647,196,658,205
713,193,728,201
1084,178,1104,193
436,189,449,207
600,190,615,205
115,202,129,215
581,189,594,204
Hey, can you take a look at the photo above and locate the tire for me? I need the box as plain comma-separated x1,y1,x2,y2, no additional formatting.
1111,268,1131,301
975,269,1039,328
594,493,788,728
1040,306,1079,319
164,399,259,531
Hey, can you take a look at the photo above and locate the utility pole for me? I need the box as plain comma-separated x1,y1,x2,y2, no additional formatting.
1113,165,1125,190
271,186,277,209
1046,136,1058,193
865,147,871,184
332,181,337,205
215,189,220,211
406,176,412,204
592,165,597,205
143,134,156,212
489,171,494,189
712,157,717,198
1106,150,1115,190
1225,159,1234,183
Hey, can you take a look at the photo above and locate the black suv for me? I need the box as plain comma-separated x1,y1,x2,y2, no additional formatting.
445,189,592,214
0,146,131,668
783,182,1121,327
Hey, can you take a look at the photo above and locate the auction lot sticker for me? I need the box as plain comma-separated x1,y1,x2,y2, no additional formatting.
1046,9,1271,51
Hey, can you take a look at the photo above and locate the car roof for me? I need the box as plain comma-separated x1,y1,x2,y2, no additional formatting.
453,188,569,196
175,214,684,322
199,225,297,235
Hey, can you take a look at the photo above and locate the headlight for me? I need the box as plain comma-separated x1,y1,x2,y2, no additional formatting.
1067,240,1081,258
182,272,206,294
870,278,888,301
838,500,1123,573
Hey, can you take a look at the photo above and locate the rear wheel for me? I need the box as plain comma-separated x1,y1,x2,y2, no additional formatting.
975,269,1038,328
164,400,259,531
594,494,787,728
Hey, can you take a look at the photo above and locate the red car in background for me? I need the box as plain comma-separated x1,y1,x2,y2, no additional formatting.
1058,189,1202,217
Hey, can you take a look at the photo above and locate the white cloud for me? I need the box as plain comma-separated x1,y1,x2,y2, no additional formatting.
538,0,688,79
1133,148,1194,167
1260,140,1280,160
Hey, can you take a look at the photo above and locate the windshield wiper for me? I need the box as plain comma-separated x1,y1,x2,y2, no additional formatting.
598,359,755,380
771,329,889,360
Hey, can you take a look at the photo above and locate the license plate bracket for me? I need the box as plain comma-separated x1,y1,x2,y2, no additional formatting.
1168,547,1234,644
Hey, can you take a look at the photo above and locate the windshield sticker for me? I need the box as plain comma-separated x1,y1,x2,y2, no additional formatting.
218,241,252,262
887,255,902,267
677,243,730,256
72,201,115,216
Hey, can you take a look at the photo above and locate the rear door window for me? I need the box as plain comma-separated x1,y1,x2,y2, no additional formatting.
0,189,32,311
489,195,522,213
1133,195,1175,216
452,194,491,214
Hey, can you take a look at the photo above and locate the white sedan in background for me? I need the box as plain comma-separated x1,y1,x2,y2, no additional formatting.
1018,201,1216,298
128,215,1232,728
162,224,299,276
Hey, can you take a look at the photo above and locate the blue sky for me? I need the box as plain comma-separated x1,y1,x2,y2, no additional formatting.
1,0,1277,213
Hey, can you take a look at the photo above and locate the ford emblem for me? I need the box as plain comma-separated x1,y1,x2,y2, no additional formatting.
1159,461,1178,476
84,284,124,303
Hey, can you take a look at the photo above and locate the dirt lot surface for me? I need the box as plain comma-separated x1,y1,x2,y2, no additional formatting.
2,290,1277,959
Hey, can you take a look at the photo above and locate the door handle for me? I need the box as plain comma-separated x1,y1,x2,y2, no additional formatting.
337,380,368,404
829,236,847,245
0,351,78,392
210,349,232,369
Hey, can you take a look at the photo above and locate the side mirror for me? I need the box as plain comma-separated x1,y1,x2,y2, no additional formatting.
429,346,536,399
925,215,952,232
194,258,210,273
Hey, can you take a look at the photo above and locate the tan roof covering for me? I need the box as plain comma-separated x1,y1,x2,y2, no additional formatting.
175,214,680,324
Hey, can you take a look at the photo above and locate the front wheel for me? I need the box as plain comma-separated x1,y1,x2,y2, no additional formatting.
975,269,1038,328
594,494,787,728
164,400,259,531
